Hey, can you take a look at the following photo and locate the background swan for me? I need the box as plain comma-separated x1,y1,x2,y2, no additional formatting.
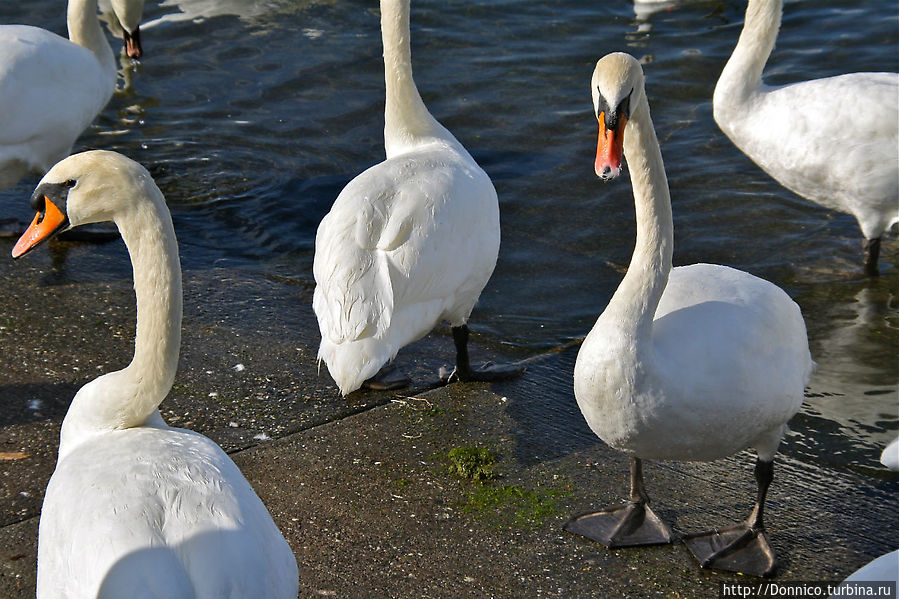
12,151,299,599
881,437,899,471
714,0,898,275
99,0,144,57
0,0,144,193
312,0,522,395
565,53,814,578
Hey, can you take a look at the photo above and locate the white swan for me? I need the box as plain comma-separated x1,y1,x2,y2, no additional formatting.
881,437,899,471
714,0,899,275
0,0,144,192
312,0,522,395
12,151,299,599
828,550,899,598
100,0,145,58
564,53,814,578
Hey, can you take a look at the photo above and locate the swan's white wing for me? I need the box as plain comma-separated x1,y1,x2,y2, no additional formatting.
37,428,298,599
313,168,400,347
722,72,899,237
313,143,499,393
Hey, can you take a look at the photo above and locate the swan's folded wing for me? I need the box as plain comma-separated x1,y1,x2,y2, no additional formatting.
0,27,111,152
313,171,402,345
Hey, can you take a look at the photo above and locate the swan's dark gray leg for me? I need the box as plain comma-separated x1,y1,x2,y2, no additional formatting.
863,237,881,277
683,458,778,577
443,324,524,383
564,457,674,547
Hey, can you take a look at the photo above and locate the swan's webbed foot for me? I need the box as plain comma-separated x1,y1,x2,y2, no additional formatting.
684,457,778,577
444,324,524,385
442,360,526,384
564,457,673,548
683,523,777,577
564,501,673,547
361,364,410,391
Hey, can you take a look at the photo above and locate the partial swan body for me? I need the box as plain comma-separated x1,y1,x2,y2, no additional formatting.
881,437,899,471
313,0,521,395
829,550,899,599
565,53,813,578
714,0,898,274
0,0,144,192
13,151,299,599
826,440,899,595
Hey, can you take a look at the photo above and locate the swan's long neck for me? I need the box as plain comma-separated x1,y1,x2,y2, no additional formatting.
59,187,182,457
67,0,116,76
380,0,451,157
714,0,781,107
599,95,673,341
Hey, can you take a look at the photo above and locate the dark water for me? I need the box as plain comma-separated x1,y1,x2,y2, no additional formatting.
1,0,896,470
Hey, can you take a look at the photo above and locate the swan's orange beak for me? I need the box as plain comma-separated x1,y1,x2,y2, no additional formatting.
123,26,142,59
595,112,626,180
12,198,68,259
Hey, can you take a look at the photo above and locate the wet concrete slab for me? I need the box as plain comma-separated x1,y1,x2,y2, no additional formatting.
0,240,896,598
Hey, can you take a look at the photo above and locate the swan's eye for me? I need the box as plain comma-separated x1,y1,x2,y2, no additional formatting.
64,179,76,188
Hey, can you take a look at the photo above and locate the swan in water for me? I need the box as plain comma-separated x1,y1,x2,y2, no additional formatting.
0,0,145,193
99,0,145,58
714,0,898,275
881,437,899,471
313,0,523,395
12,151,299,599
564,53,814,578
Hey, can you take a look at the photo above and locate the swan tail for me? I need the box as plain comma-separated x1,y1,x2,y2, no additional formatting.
317,336,396,396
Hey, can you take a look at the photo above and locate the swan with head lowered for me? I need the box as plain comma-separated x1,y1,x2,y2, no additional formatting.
714,0,898,275
0,0,144,193
564,53,814,578
100,0,145,58
12,151,299,599
312,0,523,395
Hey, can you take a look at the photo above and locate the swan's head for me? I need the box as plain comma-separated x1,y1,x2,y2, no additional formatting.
104,0,145,58
591,52,646,180
12,151,156,259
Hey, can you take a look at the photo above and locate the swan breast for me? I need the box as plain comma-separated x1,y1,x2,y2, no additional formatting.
576,264,812,462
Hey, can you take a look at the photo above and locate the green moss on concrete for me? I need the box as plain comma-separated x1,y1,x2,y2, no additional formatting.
459,483,565,530
447,445,498,482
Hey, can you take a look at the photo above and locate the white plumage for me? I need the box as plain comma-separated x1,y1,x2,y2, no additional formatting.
714,0,898,273
580,263,810,463
13,151,298,599
566,53,813,578
313,0,504,395
881,437,899,471
0,0,143,191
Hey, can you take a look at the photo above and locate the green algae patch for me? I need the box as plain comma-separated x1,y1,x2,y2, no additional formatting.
459,483,564,530
446,445,497,482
